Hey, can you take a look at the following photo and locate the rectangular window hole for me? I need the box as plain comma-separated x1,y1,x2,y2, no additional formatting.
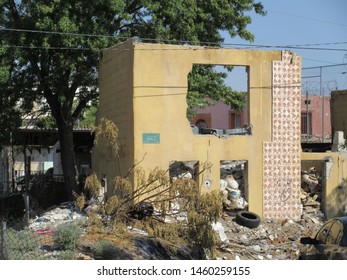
220,160,248,211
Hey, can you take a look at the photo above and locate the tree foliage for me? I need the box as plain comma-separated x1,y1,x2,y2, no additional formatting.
187,65,247,120
0,0,265,196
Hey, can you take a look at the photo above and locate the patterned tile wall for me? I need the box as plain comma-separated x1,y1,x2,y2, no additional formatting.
263,51,302,220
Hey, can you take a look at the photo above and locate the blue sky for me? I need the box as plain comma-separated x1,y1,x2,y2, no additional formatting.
223,0,347,92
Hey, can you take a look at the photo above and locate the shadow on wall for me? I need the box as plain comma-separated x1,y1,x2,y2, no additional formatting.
325,179,347,217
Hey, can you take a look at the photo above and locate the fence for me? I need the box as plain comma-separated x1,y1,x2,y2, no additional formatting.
0,213,86,260
0,198,56,260
301,63,347,143
0,174,79,260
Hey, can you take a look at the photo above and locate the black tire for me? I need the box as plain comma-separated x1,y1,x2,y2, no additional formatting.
235,210,261,228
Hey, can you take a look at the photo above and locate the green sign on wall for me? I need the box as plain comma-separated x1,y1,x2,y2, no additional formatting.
142,133,160,144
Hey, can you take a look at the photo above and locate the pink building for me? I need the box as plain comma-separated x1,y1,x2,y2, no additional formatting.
190,95,331,141
301,95,331,141
190,101,248,130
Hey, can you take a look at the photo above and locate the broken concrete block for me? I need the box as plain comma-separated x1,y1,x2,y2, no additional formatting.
331,131,345,152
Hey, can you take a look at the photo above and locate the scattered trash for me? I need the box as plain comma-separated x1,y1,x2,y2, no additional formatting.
130,201,154,220
220,161,248,210
301,167,323,216
212,222,228,242
301,167,320,193
169,161,198,181
33,228,53,236
28,202,86,230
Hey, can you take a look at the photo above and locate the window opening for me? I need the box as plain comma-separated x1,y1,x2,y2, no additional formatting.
220,160,248,211
169,160,199,212
187,64,250,136
301,160,324,213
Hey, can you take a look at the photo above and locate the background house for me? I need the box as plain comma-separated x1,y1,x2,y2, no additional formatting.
190,94,332,142
0,128,93,195
301,94,331,142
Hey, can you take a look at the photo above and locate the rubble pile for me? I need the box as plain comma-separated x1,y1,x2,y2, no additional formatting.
28,202,87,231
215,210,325,260
214,166,326,260
301,167,322,215
7,196,325,260
4,165,328,260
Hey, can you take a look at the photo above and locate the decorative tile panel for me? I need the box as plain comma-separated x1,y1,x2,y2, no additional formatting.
263,51,302,220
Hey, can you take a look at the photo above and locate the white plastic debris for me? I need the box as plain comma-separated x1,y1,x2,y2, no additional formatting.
178,171,192,179
253,244,262,252
212,222,228,242
225,175,239,189
220,179,228,190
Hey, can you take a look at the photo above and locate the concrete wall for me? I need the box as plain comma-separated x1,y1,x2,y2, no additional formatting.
302,152,347,219
93,39,135,190
331,90,347,138
93,39,303,220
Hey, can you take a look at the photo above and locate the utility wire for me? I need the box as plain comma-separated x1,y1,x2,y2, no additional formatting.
0,27,120,39
302,63,347,70
2,42,347,53
1,27,347,52
269,10,347,27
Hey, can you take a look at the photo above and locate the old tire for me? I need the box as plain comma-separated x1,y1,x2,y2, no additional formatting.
235,210,261,228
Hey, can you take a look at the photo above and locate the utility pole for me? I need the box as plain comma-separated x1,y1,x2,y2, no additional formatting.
306,90,309,142
320,66,324,143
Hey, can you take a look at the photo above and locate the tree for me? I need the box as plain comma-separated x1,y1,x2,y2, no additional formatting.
0,0,265,199
187,65,247,120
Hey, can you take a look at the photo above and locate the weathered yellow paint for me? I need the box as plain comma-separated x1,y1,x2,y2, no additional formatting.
93,39,291,218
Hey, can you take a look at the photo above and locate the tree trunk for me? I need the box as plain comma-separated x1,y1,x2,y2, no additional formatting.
56,120,80,200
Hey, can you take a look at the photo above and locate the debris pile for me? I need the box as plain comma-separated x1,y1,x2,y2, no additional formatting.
28,202,87,231
215,211,325,260
213,165,326,260
3,164,328,260
220,161,248,210
301,167,322,215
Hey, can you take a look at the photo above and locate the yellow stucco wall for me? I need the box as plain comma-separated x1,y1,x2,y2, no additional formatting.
93,39,136,188
93,39,304,219
302,152,347,219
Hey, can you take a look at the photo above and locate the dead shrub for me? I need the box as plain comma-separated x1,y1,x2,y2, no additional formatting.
89,118,223,258
86,211,105,234
92,117,120,157
85,173,102,198
145,219,185,243
76,193,86,211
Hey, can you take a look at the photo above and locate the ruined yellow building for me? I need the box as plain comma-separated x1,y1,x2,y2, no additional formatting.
93,38,347,220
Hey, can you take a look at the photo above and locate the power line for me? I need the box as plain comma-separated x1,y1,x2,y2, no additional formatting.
221,43,347,52
290,42,347,47
1,27,347,52
0,27,120,39
302,63,347,70
269,10,347,27
2,42,347,53
302,57,340,65
1,45,93,51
